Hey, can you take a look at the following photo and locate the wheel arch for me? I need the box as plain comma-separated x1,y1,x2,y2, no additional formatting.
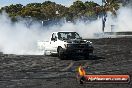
57,46,62,53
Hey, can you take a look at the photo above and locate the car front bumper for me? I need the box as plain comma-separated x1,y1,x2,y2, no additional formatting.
63,47,94,55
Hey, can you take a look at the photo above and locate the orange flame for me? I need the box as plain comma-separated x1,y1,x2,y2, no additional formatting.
78,66,86,76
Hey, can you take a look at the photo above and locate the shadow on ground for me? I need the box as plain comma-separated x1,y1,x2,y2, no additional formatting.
61,54,105,61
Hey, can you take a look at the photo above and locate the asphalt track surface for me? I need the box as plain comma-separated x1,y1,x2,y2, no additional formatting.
0,38,132,88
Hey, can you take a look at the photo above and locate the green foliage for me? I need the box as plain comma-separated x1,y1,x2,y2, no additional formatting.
0,0,121,21
85,1,99,9
84,1,100,18
69,1,86,16
1,4,23,16
103,0,120,15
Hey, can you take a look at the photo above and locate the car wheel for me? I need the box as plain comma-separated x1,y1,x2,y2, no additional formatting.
58,47,66,60
44,50,46,56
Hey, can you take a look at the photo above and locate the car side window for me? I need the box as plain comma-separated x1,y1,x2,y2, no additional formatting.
51,33,57,41
52,33,56,39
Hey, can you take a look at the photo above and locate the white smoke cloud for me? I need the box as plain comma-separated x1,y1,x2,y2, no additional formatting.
0,13,46,55
0,6,131,55
104,6,132,32
0,13,103,55
116,7,132,31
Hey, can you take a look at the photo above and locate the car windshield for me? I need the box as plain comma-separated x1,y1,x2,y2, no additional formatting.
58,32,81,40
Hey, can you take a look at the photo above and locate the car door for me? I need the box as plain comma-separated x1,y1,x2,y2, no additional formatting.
50,33,58,53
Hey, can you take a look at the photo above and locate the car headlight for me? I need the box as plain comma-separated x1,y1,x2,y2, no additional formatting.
86,41,92,44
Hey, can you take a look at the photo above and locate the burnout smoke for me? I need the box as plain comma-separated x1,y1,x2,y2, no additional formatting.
0,13,46,55
116,7,132,31
104,6,132,32
0,13,102,55
0,6,131,55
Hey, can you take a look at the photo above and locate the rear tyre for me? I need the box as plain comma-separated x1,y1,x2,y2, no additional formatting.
43,47,48,56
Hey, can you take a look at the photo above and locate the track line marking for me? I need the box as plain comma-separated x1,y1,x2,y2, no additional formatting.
60,62,74,71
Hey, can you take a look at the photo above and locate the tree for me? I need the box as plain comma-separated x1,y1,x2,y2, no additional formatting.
103,0,120,15
0,0,120,22
26,3,41,7
85,1,99,9
69,1,86,20
84,1,100,19
42,1,56,6
41,1,68,20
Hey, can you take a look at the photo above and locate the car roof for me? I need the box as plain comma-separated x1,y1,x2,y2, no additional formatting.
53,31,76,33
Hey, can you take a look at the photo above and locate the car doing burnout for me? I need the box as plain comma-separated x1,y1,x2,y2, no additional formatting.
38,32,94,59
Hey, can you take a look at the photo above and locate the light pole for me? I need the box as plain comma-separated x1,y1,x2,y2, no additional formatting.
102,0,106,32
102,0,104,32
